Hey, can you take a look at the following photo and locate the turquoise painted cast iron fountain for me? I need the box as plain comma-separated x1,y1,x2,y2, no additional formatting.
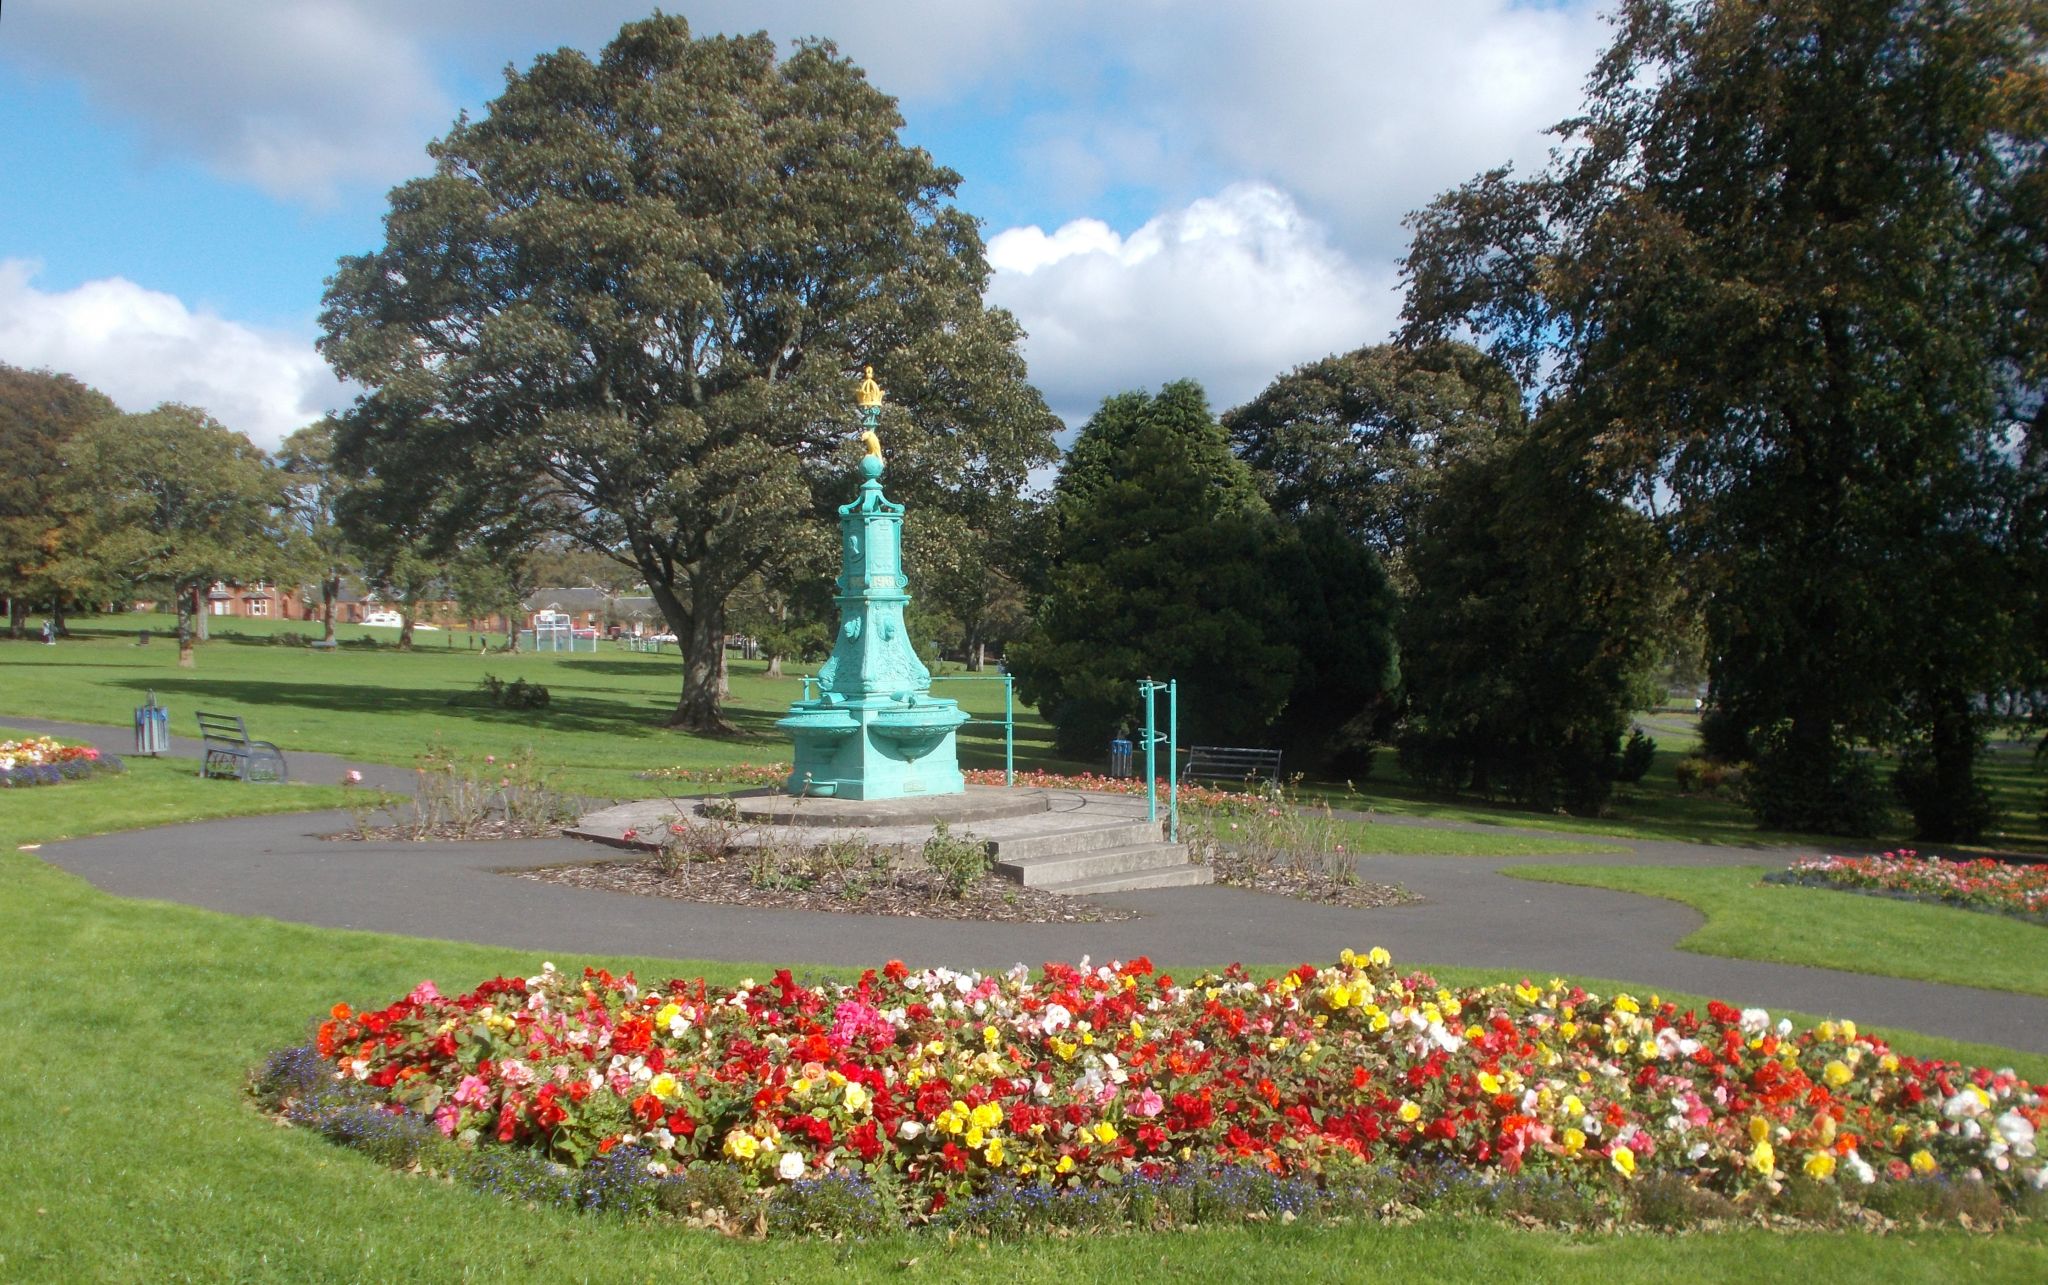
775,368,968,799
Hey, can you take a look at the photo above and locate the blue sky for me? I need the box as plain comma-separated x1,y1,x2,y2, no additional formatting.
0,2,1610,446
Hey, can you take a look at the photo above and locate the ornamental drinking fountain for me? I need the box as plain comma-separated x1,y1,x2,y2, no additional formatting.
775,367,968,799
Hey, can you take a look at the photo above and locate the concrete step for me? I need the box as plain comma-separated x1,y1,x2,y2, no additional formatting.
997,842,1192,888
1036,864,1216,895
985,819,1163,862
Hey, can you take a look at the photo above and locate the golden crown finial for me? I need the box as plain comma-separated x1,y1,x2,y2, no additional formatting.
856,364,884,409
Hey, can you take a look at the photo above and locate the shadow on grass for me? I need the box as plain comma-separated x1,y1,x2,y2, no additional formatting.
106,676,788,744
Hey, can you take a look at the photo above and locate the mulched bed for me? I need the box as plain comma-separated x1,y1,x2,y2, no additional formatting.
515,857,1139,923
1206,851,1418,909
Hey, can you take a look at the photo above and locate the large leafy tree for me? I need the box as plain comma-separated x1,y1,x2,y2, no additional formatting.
276,419,358,643
321,15,1057,730
60,406,288,667
1223,341,1524,581
1401,0,2046,836
1011,383,1294,757
1396,424,1675,814
0,365,119,637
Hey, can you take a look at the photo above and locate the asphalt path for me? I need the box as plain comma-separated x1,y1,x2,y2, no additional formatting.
15,716,2048,1054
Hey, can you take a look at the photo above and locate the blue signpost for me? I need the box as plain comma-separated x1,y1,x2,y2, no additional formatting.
1138,677,1179,841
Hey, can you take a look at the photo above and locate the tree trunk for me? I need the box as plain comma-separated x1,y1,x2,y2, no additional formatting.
7,597,23,640
51,597,68,637
194,587,210,641
968,639,985,672
718,645,731,699
321,576,338,642
399,611,415,650
766,653,783,679
177,583,197,668
669,599,735,732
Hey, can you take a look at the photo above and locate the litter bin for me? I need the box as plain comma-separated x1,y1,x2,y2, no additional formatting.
134,690,170,756
1109,737,1133,779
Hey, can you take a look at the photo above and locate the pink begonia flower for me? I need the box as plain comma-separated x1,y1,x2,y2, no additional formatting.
453,1075,492,1108
345,769,363,785
435,1104,461,1136
485,755,496,764
408,980,443,1005
1135,1089,1165,1118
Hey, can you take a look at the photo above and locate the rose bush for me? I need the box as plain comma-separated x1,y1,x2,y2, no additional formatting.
274,949,2044,1230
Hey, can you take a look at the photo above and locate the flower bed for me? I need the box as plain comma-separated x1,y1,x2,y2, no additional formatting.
0,736,123,788
261,949,2045,1233
1770,852,2048,924
639,763,794,788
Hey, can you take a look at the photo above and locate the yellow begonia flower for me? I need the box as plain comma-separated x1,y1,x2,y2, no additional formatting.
1328,984,1353,1009
1613,995,1640,1015
1559,1021,1579,1040
971,1102,1004,1130
725,1131,759,1161
843,1082,870,1113
986,1138,1006,1166
1840,1020,1857,1040
1056,1154,1076,1174
1611,1147,1636,1178
1397,1100,1422,1123
1879,1053,1899,1073
1340,948,1358,966
1478,1071,1502,1095
1092,1122,1118,1145
1563,1094,1584,1119
1750,1140,1775,1175
655,1002,681,1028
1816,1021,1836,1043
648,1072,678,1101
983,1025,1000,1048
1803,1152,1836,1180
1515,981,1541,1004
1824,1060,1853,1088
1749,1116,1771,1145
965,1126,985,1149
1911,1150,1938,1175
1562,1127,1586,1156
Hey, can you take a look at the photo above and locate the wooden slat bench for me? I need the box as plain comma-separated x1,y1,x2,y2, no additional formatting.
196,711,289,783
1182,744,1284,786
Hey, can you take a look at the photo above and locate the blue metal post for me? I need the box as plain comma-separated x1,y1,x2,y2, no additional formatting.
1004,674,1015,787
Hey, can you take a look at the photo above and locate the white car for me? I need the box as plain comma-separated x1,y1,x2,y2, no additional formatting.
361,611,437,630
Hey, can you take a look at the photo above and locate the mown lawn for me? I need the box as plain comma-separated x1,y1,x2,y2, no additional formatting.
6,779,2048,1281
0,732,352,842
4,737,2048,1278
1503,863,2048,998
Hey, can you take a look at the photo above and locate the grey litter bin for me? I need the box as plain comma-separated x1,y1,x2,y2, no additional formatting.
135,690,170,756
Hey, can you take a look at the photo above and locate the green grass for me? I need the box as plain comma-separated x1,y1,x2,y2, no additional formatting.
6,779,2048,1278
2,614,1057,798
1503,863,2048,998
1309,737,2048,855
0,737,352,844
1189,810,1629,858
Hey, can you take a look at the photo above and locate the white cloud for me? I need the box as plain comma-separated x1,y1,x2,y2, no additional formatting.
988,184,1394,422
0,261,345,449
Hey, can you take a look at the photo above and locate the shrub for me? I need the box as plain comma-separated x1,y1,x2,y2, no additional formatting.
920,820,989,898
1745,731,1888,836
1616,730,1656,784
479,673,551,710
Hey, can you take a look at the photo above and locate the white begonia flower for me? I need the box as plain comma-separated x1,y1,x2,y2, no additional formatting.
1043,1003,1072,1033
897,1120,924,1140
1776,1019,1793,1037
1944,1089,1989,1120
778,1151,805,1181
1739,1009,1771,1034
1995,1110,2037,1158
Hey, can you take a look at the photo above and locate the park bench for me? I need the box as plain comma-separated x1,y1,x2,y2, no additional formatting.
195,711,289,783
1182,744,1284,787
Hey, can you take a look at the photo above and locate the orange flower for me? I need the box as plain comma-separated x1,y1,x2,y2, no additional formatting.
331,1002,352,1020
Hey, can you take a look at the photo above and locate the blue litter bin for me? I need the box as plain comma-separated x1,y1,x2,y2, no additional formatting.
1109,737,1133,778
135,690,170,756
